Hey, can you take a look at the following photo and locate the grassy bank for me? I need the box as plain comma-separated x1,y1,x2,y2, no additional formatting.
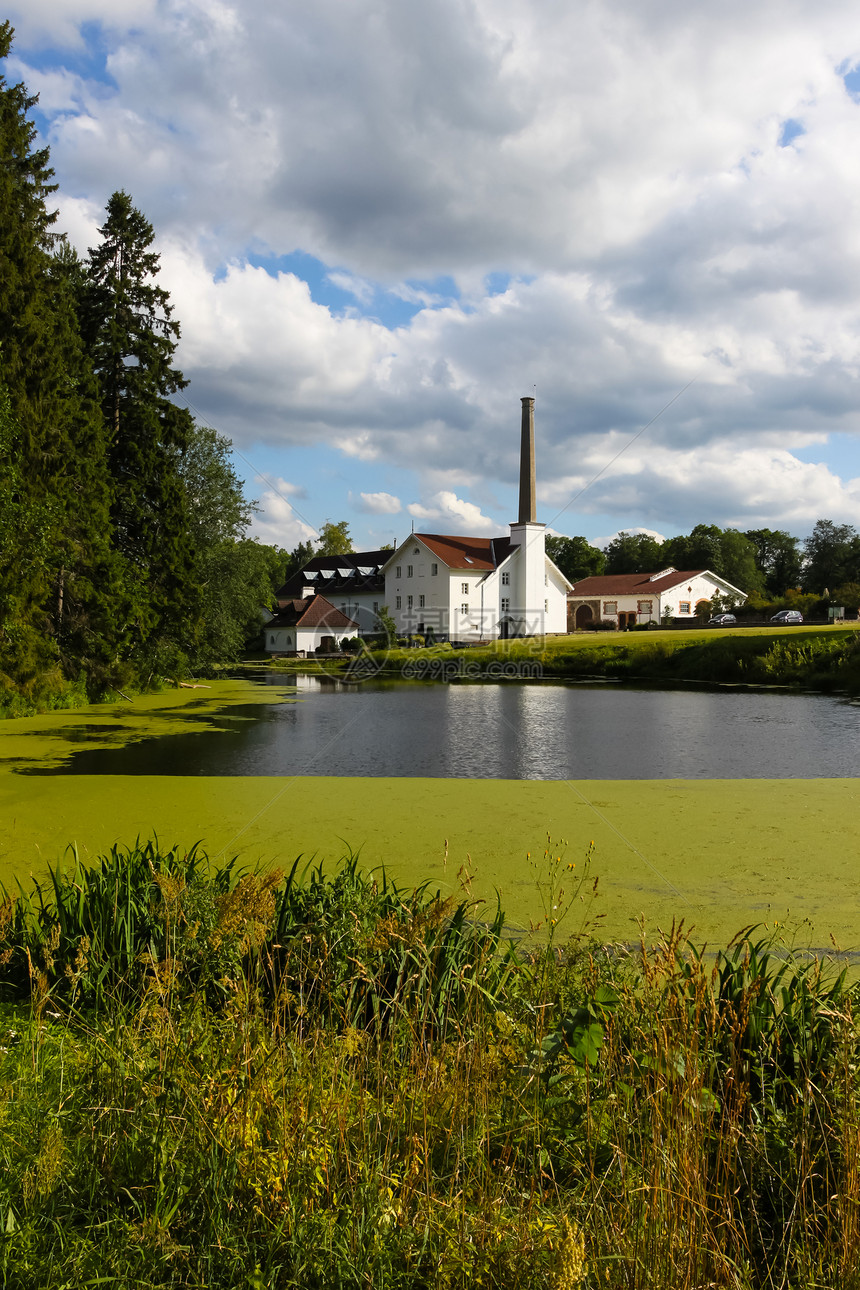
268,624,860,692
2,843,859,1288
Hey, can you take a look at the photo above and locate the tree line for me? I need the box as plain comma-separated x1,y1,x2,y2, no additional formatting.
0,26,364,711
547,522,860,609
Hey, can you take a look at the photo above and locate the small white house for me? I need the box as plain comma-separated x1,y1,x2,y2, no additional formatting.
265,595,359,656
383,397,572,642
568,568,747,630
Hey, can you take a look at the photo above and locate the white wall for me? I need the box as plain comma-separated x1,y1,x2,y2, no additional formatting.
265,622,359,654
544,560,569,633
328,592,381,635
385,538,453,638
508,523,546,635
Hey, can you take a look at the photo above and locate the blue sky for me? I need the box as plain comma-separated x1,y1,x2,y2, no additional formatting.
7,0,860,553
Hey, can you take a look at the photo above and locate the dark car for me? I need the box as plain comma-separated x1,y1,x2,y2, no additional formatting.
770,609,803,624
708,613,736,626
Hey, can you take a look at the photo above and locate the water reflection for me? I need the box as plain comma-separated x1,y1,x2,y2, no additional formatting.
18,678,860,779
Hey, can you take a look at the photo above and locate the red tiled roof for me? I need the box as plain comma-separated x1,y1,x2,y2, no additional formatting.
569,570,707,596
270,595,358,630
409,534,514,571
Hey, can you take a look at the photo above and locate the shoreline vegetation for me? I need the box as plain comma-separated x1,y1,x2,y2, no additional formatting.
267,622,860,694
5,624,860,721
2,841,859,1288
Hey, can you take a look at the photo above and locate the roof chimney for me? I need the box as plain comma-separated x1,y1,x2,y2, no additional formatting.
518,396,536,523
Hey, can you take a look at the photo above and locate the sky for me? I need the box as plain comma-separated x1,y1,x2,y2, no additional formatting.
7,0,860,553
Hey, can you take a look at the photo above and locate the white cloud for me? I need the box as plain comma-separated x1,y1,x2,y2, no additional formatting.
247,477,317,549
591,528,667,548
326,271,375,304
355,490,402,514
11,1,860,541
407,490,497,533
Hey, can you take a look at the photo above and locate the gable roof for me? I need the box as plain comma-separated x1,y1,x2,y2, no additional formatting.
269,595,359,630
570,570,706,596
569,569,747,598
395,533,515,572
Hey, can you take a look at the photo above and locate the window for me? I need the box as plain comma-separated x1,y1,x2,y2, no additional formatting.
545,575,548,586
396,595,402,609
407,564,413,577
637,600,653,613
431,563,438,575
373,602,379,613
604,601,618,614
419,594,425,608
461,582,469,595
461,603,469,614
501,571,510,585
501,598,510,612
407,594,413,608
679,601,691,614
270,634,276,644
396,565,401,578
545,599,548,612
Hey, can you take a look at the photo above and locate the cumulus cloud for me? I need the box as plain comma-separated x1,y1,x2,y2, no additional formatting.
10,0,860,541
247,477,317,549
355,491,402,514
407,491,497,533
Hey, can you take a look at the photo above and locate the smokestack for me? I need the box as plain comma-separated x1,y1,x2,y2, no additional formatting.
518,396,536,524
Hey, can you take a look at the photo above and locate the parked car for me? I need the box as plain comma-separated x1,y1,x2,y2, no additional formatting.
770,609,803,624
708,613,736,626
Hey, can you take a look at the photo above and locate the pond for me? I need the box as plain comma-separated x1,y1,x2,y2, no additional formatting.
14,675,860,780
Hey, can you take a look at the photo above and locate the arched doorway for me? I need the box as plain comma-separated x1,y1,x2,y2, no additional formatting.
575,603,593,629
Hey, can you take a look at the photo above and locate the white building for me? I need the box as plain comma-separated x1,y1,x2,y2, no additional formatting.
383,398,572,642
274,551,389,636
568,569,747,630
265,595,359,656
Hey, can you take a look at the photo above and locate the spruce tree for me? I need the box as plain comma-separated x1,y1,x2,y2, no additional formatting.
81,191,200,671
0,24,117,700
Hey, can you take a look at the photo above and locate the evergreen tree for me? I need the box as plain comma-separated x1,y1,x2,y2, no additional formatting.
0,25,116,698
81,190,199,671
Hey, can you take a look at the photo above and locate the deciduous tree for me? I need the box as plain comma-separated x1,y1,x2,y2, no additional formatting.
603,531,663,574
317,520,353,556
545,534,605,583
744,528,803,597
803,520,860,594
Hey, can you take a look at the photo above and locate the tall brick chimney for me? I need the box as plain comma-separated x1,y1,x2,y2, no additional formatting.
518,396,536,524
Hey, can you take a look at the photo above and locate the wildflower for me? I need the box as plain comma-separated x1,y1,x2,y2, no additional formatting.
552,1217,587,1287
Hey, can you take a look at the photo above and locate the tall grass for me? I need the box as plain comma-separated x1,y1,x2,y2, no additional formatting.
1,843,859,1287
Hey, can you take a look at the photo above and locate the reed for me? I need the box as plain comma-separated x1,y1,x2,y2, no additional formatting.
1,844,858,1288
